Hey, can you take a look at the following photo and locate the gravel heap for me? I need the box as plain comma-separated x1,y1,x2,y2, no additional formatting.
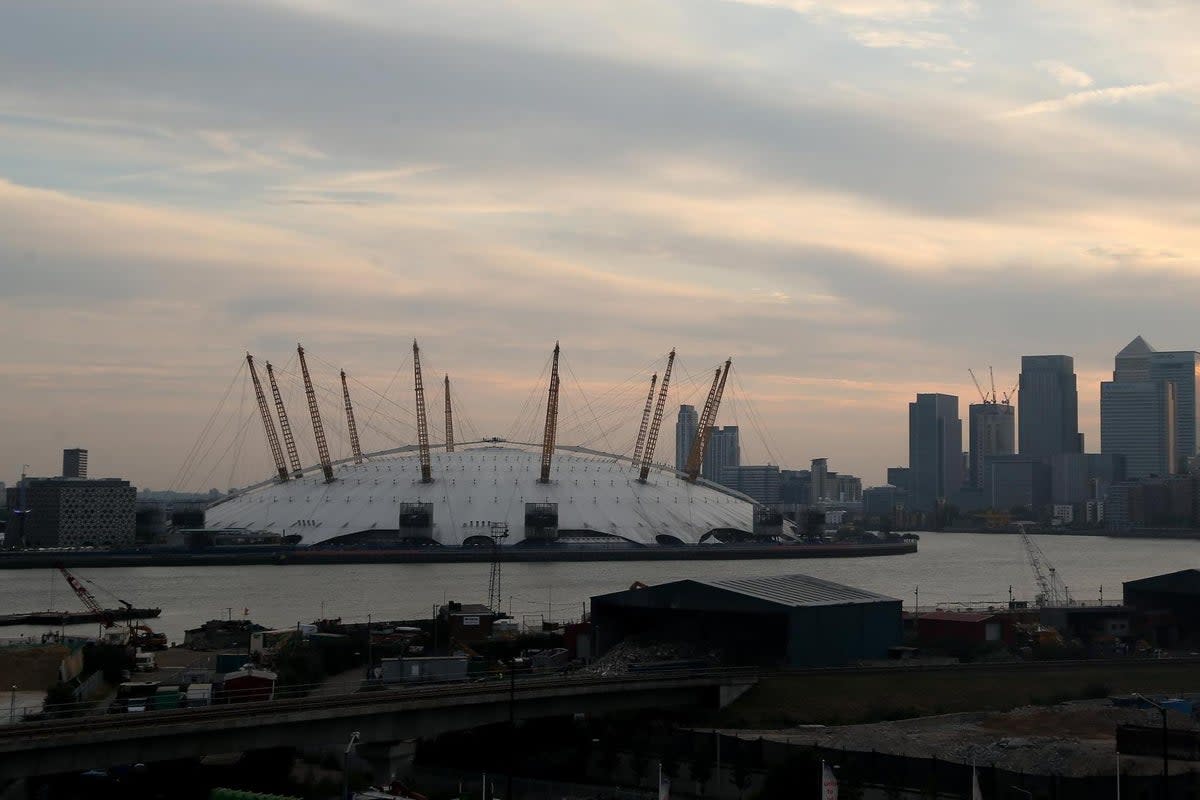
737,701,1198,777
583,638,722,676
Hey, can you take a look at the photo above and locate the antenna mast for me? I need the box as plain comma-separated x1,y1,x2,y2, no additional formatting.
444,375,455,453
266,360,304,478
298,344,334,483
413,341,432,483
247,354,289,482
341,370,364,465
631,373,658,469
639,350,675,483
538,342,561,484
685,359,732,482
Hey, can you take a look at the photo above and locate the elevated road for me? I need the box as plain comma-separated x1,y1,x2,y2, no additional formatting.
0,670,757,781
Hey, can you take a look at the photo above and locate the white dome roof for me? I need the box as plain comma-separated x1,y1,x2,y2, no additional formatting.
204,443,756,546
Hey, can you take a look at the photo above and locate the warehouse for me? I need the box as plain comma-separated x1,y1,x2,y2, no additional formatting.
590,574,902,668
1124,569,1200,647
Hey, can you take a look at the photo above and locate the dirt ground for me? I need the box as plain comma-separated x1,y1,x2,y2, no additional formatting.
0,645,67,690
736,701,1196,777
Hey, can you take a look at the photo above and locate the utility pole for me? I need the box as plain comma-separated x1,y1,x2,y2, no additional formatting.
1134,693,1169,799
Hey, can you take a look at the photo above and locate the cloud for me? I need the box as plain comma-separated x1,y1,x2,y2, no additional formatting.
1003,82,1174,118
1036,59,1093,88
848,28,961,50
723,0,940,19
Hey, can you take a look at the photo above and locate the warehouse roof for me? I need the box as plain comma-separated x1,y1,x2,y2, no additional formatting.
694,573,897,607
1124,569,1200,596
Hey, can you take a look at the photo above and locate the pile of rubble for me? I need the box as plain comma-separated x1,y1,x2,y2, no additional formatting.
744,701,1197,777
583,638,722,676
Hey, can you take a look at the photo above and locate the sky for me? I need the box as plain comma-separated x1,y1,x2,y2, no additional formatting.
2,0,1200,490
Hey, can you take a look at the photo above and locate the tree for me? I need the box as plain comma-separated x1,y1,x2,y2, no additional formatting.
689,746,714,797
728,739,753,800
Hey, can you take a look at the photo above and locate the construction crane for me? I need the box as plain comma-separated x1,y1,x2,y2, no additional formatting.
538,342,561,484
639,350,675,483
685,359,732,482
57,564,114,618
247,354,289,482
55,565,167,648
1003,379,1019,406
1019,530,1071,606
631,372,658,469
298,344,334,483
413,341,432,483
340,370,364,465
266,361,304,478
444,375,455,454
968,368,991,404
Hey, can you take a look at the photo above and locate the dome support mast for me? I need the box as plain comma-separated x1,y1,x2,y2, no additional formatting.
631,373,657,469
341,370,364,465
266,360,304,479
685,359,732,482
247,354,290,482
538,342,561,484
639,349,674,483
298,344,335,483
444,375,455,454
413,341,432,483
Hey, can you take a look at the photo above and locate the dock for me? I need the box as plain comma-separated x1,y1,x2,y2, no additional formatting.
0,608,162,627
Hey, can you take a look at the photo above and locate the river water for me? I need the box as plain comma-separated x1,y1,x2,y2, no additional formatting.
2,533,1198,644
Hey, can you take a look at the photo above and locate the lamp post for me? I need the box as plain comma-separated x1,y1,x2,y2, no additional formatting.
343,730,361,800
1133,693,1169,799
366,613,373,681
9,685,16,726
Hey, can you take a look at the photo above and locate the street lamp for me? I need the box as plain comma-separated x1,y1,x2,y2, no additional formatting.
9,685,16,726
343,730,361,800
1133,693,1170,799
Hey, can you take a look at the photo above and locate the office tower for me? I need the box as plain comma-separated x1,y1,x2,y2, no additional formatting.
1102,337,1197,477
62,448,88,479
908,393,963,512
4,478,135,548
968,403,1015,489
1101,380,1176,478
674,405,697,472
886,467,911,493
701,426,740,482
809,458,829,504
1148,350,1200,469
719,465,781,505
1018,356,1081,456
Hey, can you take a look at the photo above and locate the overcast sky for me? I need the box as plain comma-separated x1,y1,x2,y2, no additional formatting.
3,0,1199,490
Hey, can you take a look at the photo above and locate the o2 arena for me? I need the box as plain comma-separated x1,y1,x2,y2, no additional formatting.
205,342,784,549
184,341,913,564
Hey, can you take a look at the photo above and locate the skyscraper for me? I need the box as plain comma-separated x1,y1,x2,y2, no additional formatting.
62,448,88,479
702,426,740,483
967,403,1015,489
908,393,962,512
1101,336,1192,478
1018,356,1081,457
809,458,829,504
1149,350,1200,470
674,405,697,472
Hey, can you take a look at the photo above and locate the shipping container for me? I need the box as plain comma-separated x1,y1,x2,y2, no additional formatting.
379,656,468,684
153,687,181,711
186,683,213,707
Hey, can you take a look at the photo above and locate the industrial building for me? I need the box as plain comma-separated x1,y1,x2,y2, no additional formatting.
5,477,136,548
590,574,902,667
1124,569,1200,647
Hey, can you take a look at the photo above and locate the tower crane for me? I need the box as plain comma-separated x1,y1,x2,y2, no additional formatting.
968,369,989,404
639,350,675,483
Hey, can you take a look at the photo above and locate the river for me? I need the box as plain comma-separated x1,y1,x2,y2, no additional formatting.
2,532,1198,644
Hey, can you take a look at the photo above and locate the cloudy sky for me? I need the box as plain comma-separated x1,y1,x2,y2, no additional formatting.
3,0,1199,490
